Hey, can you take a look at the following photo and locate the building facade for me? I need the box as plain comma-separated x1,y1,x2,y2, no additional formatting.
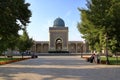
31,18,88,53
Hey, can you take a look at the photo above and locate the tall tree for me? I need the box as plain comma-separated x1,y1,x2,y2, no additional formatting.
78,0,120,64
0,0,31,54
17,28,33,53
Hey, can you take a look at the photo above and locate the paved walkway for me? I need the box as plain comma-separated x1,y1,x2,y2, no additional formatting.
0,56,120,80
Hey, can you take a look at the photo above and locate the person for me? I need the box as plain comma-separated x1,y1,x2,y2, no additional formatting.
89,54,95,63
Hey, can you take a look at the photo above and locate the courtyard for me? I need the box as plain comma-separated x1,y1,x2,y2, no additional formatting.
0,56,120,80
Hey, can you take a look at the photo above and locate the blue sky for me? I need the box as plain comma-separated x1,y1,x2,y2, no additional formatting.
25,0,87,41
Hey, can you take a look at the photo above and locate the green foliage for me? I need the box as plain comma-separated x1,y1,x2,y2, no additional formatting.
101,57,120,65
109,37,118,53
17,28,33,52
0,0,31,54
77,0,120,53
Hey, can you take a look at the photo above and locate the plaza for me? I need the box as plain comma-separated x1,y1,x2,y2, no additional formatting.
0,56,120,80
0,1,120,80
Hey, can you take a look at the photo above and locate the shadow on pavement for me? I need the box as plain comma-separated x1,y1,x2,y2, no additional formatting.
0,66,120,80
0,56,120,80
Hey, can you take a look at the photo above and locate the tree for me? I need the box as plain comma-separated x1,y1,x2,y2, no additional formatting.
0,0,31,54
17,28,33,57
77,8,101,53
77,0,120,64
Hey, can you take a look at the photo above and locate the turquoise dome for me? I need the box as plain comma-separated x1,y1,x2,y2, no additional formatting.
53,17,65,27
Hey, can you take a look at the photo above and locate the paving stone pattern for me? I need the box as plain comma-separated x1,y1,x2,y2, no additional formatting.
0,56,120,80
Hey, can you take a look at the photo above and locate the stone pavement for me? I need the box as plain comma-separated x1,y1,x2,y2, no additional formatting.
0,56,120,80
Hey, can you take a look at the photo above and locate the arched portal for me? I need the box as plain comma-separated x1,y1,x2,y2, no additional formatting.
56,38,62,51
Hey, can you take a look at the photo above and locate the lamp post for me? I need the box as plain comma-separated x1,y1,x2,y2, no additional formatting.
105,34,109,64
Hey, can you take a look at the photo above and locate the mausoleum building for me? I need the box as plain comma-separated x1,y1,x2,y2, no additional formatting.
31,18,88,53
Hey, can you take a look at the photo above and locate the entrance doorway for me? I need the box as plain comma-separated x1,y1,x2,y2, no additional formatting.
56,38,62,51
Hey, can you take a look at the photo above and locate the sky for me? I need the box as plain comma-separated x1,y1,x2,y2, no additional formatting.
25,0,87,41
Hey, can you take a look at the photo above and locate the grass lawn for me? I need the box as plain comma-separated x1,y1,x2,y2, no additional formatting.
101,56,120,65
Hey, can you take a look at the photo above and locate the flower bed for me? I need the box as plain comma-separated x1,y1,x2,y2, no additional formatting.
82,56,90,59
0,58,31,65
